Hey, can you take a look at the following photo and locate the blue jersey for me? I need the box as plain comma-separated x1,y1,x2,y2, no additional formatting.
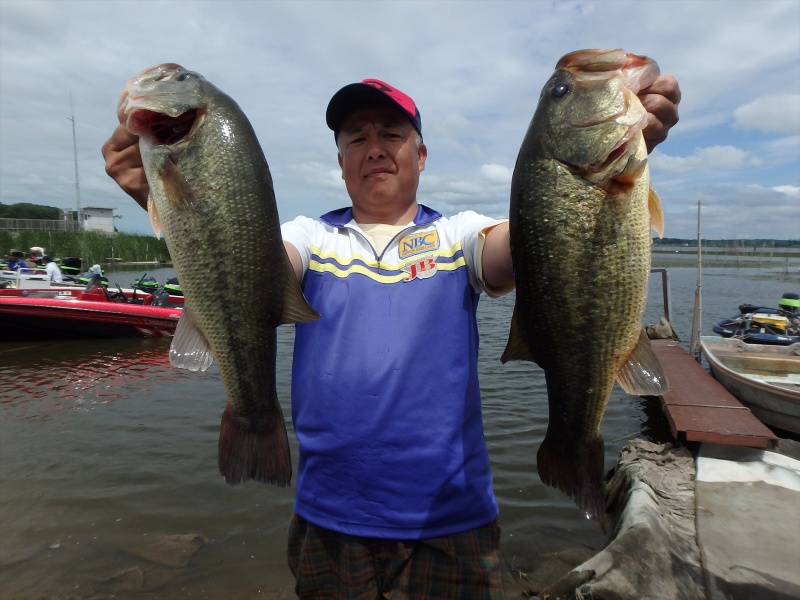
6,258,28,271
281,204,504,539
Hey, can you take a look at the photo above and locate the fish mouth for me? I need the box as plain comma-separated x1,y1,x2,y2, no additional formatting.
558,49,659,93
118,63,205,145
127,109,201,146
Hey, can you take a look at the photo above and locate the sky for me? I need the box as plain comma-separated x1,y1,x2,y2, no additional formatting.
0,0,798,240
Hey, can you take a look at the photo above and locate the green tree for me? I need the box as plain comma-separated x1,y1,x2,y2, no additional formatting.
0,202,61,220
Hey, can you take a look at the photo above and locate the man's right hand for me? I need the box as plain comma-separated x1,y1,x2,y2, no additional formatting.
101,124,149,210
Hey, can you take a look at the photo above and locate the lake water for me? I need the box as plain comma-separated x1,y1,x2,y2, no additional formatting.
1,262,798,599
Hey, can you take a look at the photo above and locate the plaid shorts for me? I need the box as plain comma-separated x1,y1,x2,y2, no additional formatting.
287,513,503,599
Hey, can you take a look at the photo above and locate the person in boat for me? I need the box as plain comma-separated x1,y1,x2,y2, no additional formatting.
4,250,28,272
778,293,800,336
42,255,63,284
29,246,46,265
102,71,681,598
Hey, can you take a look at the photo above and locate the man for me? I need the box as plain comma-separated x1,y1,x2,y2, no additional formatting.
102,71,680,599
4,250,28,272
42,255,63,283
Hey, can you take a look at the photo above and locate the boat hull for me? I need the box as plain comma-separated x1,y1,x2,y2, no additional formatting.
700,336,800,434
0,292,181,340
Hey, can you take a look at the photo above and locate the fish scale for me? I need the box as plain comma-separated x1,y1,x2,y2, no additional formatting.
119,64,319,486
502,49,668,523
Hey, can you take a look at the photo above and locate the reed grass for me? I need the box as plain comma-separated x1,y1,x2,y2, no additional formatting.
0,230,171,265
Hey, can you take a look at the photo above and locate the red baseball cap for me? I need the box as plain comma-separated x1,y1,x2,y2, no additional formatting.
326,78,422,141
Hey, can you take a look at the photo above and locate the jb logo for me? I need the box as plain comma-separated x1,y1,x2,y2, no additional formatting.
403,257,437,282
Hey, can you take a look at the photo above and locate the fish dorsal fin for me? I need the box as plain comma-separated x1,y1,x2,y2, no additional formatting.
147,194,163,238
170,304,215,372
616,327,669,395
501,302,537,364
279,252,320,325
649,186,665,239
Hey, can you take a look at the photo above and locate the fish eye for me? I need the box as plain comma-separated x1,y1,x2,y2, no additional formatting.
551,84,570,99
176,71,197,82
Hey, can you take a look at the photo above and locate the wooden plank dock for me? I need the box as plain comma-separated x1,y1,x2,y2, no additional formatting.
651,339,778,448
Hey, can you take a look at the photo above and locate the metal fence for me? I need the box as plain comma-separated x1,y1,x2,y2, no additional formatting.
0,218,78,232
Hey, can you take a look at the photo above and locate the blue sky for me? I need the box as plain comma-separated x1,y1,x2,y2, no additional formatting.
1,0,798,240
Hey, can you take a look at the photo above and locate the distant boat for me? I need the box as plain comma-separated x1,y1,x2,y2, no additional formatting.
711,293,800,346
0,277,182,341
700,336,800,434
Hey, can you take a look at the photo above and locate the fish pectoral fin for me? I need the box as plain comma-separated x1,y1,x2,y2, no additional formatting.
169,305,215,371
616,328,669,396
147,195,163,238
500,303,537,363
649,186,665,239
161,157,200,212
278,252,320,325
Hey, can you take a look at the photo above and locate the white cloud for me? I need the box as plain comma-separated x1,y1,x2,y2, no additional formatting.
734,94,800,135
1,0,799,240
480,164,512,184
653,146,763,173
773,185,800,199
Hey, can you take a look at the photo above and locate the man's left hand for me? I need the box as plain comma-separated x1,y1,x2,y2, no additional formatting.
639,74,681,153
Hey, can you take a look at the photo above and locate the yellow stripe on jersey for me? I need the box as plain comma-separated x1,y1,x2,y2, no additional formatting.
308,244,468,283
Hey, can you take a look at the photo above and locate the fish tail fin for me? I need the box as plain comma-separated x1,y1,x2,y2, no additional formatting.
537,431,607,525
218,404,292,487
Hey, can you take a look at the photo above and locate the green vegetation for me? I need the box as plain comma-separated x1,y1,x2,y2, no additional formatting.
0,230,170,265
0,202,63,220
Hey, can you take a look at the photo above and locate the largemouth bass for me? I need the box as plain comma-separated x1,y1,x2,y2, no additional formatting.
502,49,669,522
119,64,319,486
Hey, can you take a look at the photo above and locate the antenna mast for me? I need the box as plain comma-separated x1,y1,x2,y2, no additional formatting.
689,199,703,359
68,92,82,231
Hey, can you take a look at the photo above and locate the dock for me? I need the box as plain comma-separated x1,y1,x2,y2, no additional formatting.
651,339,778,448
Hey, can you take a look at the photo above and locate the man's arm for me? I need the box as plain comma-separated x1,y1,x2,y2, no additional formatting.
101,124,149,209
482,222,514,292
284,241,304,283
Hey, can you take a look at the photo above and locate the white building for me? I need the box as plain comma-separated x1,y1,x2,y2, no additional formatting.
82,206,117,233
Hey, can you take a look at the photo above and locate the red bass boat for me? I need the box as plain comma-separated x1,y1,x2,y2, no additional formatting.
0,282,183,341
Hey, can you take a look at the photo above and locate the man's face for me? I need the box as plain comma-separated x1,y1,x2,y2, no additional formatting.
337,104,426,215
